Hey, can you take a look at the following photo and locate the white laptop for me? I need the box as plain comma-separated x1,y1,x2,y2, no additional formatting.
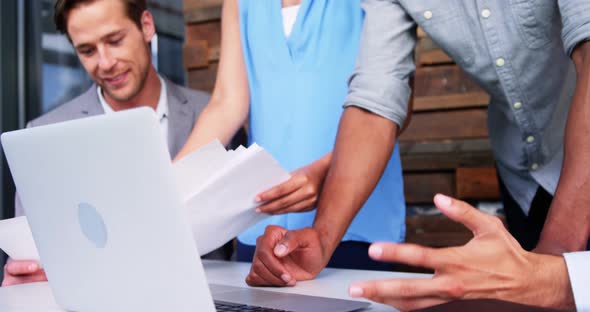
1,108,370,312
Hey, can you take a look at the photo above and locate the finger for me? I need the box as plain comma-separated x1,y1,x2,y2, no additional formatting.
250,258,289,286
258,191,315,214
2,269,47,287
350,277,463,301
367,243,445,269
273,230,305,258
269,197,316,215
245,271,268,286
256,175,305,203
433,194,496,234
253,237,293,285
253,227,294,283
4,260,41,276
379,297,448,312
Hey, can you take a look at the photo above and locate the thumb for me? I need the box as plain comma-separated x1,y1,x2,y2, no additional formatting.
274,231,302,258
5,260,40,275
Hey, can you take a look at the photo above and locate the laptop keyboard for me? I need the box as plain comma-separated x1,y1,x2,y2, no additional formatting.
215,300,291,312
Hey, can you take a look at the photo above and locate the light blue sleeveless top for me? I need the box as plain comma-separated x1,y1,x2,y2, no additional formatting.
238,0,406,245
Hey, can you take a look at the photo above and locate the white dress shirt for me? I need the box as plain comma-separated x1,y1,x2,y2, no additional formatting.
564,251,590,311
97,75,169,143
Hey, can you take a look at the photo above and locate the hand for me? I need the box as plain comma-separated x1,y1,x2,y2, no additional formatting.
349,194,575,312
245,226,329,287
255,159,328,215
2,259,47,287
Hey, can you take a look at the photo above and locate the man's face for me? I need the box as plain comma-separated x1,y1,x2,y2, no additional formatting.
67,0,154,102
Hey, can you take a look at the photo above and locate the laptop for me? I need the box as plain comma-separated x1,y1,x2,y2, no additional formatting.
1,108,370,312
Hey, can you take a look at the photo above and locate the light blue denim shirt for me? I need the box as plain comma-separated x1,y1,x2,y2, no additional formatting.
346,0,590,213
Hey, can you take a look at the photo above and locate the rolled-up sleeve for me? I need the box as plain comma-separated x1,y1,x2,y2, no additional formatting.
344,0,416,128
559,0,590,56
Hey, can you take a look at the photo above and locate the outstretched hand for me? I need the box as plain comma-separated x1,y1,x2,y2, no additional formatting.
349,194,575,312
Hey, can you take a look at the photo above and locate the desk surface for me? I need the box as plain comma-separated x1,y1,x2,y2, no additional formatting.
0,260,429,311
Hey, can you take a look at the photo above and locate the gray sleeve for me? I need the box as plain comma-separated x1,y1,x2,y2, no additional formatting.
344,0,417,128
559,0,590,56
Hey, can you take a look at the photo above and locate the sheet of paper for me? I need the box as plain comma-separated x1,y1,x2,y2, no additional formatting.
184,144,290,255
0,216,40,261
173,139,231,201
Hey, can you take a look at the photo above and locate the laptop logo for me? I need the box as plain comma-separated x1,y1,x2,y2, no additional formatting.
77,202,108,248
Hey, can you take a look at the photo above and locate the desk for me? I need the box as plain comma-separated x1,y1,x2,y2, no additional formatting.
0,260,430,311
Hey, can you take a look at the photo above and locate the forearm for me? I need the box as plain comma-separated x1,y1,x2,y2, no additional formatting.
539,41,590,252
313,107,398,257
174,100,246,161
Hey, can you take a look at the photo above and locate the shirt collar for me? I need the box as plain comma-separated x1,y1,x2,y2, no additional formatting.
96,75,168,122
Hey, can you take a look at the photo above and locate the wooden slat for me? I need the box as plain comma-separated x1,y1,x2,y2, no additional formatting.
455,167,500,199
417,49,453,66
400,139,494,171
414,65,484,97
414,92,490,111
187,63,218,92
185,21,221,45
402,152,495,171
404,172,454,203
183,40,209,69
183,0,222,11
400,139,491,155
184,5,221,23
405,216,472,247
399,108,488,142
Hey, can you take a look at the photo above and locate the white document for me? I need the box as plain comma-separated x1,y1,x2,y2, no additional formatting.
0,141,289,259
185,143,291,255
173,140,231,201
0,216,40,261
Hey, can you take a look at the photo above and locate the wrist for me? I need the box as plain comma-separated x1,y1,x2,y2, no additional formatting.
312,224,340,262
530,254,575,310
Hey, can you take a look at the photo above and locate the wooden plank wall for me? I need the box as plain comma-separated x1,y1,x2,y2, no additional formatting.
183,2,501,249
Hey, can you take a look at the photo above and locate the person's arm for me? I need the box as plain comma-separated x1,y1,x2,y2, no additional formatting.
246,0,416,286
312,0,417,269
174,0,249,161
535,1,590,254
349,194,576,311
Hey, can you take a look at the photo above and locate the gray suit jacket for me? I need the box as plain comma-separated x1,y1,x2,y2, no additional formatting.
15,78,209,216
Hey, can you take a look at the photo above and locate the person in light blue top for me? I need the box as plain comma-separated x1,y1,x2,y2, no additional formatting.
178,0,406,271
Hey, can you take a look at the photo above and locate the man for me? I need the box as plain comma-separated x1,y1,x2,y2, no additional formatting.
2,0,213,286
349,194,587,312
246,1,590,288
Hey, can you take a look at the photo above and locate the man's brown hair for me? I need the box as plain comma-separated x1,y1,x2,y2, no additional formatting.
54,0,147,37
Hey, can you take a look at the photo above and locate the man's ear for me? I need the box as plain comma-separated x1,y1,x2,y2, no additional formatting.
140,10,156,43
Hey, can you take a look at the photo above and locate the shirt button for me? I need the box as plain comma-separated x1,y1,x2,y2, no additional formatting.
513,102,522,109
531,163,539,171
481,9,491,18
496,58,505,67
526,136,535,143
424,10,433,20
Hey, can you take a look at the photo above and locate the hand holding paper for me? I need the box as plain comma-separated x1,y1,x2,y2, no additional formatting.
177,141,290,255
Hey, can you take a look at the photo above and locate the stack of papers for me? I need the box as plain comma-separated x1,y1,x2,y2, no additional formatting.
0,140,290,260
175,140,290,255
